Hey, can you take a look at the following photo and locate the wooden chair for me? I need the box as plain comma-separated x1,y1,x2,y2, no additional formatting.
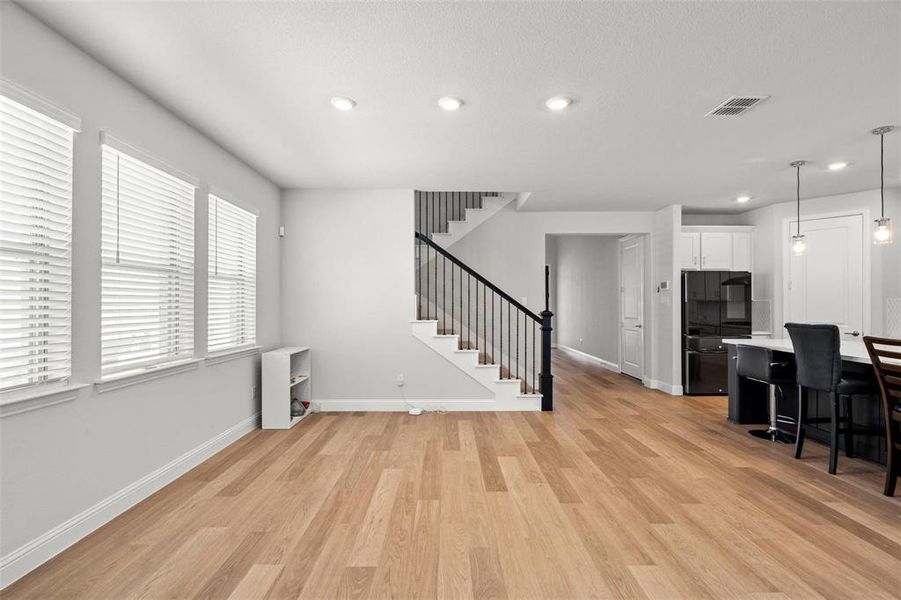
863,336,901,496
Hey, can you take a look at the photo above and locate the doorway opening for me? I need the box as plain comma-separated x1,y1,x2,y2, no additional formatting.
546,234,647,381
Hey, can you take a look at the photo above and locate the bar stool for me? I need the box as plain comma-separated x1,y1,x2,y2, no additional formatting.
863,336,901,496
785,323,878,474
736,345,796,443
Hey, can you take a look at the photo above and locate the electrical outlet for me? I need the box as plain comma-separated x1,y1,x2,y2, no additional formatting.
396,374,405,387
251,386,257,399
579,338,583,345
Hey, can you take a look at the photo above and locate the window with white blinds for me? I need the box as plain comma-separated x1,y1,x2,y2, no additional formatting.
208,195,256,353
101,145,195,377
0,95,75,391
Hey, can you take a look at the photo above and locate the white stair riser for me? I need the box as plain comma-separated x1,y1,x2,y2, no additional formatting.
410,320,539,409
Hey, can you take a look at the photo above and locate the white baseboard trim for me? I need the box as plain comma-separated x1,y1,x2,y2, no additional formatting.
642,378,683,396
312,398,540,412
556,345,621,373
0,412,260,590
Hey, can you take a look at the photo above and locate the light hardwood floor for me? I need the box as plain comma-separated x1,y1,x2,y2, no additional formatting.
5,349,901,599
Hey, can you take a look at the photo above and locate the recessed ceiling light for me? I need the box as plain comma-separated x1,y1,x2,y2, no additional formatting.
828,161,848,171
545,96,572,111
438,96,463,111
736,195,751,204
330,96,356,111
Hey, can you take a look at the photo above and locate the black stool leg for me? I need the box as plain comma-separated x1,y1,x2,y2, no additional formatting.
829,392,839,475
887,444,898,497
843,394,855,458
794,385,807,459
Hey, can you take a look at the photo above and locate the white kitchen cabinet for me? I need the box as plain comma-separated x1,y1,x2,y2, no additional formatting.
679,232,700,270
681,226,754,271
700,232,733,270
731,232,752,271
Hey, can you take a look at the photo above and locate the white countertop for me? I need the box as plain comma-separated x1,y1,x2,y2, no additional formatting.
722,337,871,364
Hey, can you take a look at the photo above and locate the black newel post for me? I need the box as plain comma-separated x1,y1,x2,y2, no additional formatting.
540,264,554,411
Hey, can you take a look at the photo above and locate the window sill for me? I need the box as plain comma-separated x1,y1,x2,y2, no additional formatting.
0,383,89,418
205,345,262,366
95,358,201,393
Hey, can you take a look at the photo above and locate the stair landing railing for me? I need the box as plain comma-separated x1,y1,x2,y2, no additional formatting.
415,191,498,238
414,231,554,410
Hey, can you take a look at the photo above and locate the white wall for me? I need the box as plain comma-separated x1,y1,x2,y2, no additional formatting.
740,188,900,336
652,205,682,393
550,236,620,364
681,213,745,226
451,205,653,316
279,189,491,403
0,3,281,583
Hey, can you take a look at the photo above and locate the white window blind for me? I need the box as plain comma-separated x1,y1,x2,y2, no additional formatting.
0,95,75,391
101,145,195,377
208,194,256,353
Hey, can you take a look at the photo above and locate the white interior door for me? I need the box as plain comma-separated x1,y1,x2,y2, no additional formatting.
620,237,644,379
785,213,867,337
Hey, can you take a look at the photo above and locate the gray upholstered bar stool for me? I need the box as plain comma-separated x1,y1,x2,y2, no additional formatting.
736,345,796,443
785,323,878,474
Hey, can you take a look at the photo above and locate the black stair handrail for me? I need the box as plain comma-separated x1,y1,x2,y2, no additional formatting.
415,232,541,323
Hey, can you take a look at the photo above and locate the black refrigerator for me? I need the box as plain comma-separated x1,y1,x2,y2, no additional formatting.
682,271,752,395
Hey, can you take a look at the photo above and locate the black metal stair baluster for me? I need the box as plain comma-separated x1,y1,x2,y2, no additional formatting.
508,302,511,380
533,320,536,393
499,297,503,376
417,231,421,319
434,226,438,321
415,194,419,319
451,260,455,334
516,308,520,385
491,290,495,365
473,282,477,356
482,281,486,364
467,272,471,349
442,249,446,333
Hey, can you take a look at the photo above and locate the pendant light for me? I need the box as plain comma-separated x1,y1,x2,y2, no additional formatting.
789,160,808,255
871,125,894,245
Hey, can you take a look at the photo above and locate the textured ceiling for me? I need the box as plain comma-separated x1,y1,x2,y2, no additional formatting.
19,0,901,212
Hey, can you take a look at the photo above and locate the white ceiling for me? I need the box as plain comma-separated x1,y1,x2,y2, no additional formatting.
19,1,901,212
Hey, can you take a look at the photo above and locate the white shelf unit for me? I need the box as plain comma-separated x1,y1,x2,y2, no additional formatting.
262,346,312,429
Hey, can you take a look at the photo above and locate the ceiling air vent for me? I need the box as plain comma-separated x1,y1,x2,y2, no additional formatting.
705,95,770,117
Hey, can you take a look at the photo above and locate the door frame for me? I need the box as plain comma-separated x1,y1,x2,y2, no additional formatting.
618,234,645,379
781,208,871,335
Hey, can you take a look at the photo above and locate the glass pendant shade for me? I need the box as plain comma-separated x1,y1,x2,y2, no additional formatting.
873,217,893,245
789,161,807,256
871,126,894,246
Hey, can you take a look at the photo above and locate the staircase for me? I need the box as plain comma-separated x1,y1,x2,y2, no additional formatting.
415,191,513,250
411,192,554,411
